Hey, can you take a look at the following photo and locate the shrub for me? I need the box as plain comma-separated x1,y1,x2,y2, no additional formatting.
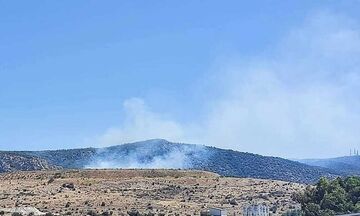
293,176,360,215
87,210,100,216
282,209,302,216
47,177,55,184
127,209,141,216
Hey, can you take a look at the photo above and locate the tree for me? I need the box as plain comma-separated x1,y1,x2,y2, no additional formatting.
294,176,360,216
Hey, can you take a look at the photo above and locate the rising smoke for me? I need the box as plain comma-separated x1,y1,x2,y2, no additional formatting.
95,11,360,159
86,140,209,169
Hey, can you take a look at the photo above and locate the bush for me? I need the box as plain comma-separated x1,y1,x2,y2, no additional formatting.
293,176,360,216
87,210,100,216
127,209,141,216
282,209,302,216
47,176,55,184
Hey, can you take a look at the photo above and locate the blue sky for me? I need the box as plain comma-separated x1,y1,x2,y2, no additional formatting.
1,1,360,158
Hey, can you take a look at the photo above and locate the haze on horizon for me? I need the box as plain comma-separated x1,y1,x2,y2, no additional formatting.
1,1,360,159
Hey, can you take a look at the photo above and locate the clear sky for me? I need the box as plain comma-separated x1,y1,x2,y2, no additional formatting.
1,1,360,158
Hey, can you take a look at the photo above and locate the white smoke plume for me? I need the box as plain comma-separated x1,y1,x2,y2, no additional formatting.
86,150,188,169
98,98,186,146
86,140,208,169
95,11,360,159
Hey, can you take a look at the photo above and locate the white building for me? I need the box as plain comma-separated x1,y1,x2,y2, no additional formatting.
210,208,227,216
243,204,269,216
201,208,227,216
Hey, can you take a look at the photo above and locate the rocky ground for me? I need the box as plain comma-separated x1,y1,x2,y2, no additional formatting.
0,169,304,216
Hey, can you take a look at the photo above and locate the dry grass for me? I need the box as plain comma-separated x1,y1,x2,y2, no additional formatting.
0,169,304,215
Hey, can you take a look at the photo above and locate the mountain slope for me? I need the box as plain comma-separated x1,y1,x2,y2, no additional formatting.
0,152,58,172
197,147,338,183
0,139,339,183
22,148,96,169
298,156,360,175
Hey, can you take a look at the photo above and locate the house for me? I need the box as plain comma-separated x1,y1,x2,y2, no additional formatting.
200,207,227,216
243,204,269,216
209,208,227,216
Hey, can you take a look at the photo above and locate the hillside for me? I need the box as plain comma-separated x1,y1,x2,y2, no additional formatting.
22,147,97,169
0,139,339,183
0,169,303,216
196,147,338,184
0,152,58,172
298,156,360,175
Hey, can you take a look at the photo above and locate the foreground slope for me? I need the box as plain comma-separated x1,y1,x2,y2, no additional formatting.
1,139,339,183
0,169,303,216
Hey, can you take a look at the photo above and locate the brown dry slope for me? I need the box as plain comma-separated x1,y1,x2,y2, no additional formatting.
0,169,304,215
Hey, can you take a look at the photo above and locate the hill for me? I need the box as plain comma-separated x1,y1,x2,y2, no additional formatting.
0,139,339,183
0,151,58,172
298,156,360,175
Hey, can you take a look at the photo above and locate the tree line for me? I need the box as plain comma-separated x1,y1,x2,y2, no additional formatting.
293,176,360,216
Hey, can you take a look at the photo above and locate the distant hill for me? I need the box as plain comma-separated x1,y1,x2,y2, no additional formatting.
298,156,360,175
0,152,58,172
0,139,339,183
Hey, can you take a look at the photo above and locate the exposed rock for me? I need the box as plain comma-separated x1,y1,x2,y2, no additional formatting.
0,207,46,216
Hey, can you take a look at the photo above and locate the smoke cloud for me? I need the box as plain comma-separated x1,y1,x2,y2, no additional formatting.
86,150,188,169
86,140,208,169
98,98,186,146
96,11,360,159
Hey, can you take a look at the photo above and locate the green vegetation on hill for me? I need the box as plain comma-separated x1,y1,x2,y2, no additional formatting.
198,147,339,183
294,176,360,216
0,152,58,172
0,140,340,183
299,156,360,176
